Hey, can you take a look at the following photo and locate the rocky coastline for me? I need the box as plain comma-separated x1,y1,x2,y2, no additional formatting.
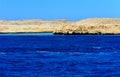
53,18,120,35
0,18,120,35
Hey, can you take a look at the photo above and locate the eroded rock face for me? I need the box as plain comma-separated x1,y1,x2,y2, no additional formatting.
54,18,120,35
0,20,69,33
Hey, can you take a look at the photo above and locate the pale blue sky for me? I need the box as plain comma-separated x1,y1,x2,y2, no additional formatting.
0,0,120,21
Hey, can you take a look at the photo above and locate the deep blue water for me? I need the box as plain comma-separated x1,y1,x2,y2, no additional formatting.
0,34,120,77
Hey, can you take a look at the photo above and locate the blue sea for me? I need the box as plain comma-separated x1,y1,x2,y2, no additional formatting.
0,33,120,77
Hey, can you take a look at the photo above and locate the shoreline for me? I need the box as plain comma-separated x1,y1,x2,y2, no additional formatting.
1,18,120,35
0,32,52,34
0,32,53,36
1,31,120,35
0,32,120,36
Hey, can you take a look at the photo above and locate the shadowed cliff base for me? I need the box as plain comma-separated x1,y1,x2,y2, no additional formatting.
53,32,120,35
0,18,120,35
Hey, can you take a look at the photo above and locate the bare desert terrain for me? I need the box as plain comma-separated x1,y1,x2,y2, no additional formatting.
0,18,120,35
0,19,69,33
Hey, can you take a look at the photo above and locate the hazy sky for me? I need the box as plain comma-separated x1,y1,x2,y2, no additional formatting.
0,0,120,20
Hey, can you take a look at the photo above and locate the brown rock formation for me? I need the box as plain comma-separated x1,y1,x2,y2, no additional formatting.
1,18,120,35
54,18,120,35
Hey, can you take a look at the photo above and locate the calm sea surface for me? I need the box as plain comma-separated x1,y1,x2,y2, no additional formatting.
0,34,120,77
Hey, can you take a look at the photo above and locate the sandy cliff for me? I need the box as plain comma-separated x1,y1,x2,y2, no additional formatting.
54,18,120,35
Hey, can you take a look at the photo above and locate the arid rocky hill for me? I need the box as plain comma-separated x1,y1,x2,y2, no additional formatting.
0,20,69,33
54,18,120,35
1,18,120,35
75,18,120,25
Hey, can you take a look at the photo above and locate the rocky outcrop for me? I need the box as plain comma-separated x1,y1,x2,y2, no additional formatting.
54,18,120,35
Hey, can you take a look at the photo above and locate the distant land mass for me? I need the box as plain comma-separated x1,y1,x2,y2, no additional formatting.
0,18,120,35
0,19,69,33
